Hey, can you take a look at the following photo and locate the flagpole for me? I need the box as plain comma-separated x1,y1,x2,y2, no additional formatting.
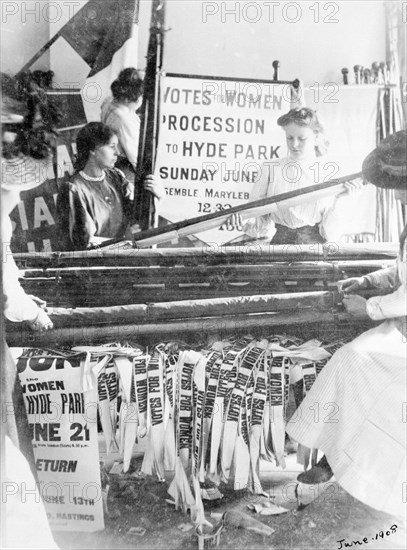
16,33,61,76
133,0,166,232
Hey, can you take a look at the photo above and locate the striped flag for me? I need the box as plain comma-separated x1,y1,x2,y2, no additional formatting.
59,0,140,121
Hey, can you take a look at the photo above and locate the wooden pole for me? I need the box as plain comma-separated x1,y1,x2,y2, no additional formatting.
37,291,335,327
12,241,398,269
5,310,368,347
133,0,166,230
16,33,61,76
133,172,363,247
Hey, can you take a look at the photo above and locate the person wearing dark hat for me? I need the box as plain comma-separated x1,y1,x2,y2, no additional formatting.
286,130,407,519
1,75,59,549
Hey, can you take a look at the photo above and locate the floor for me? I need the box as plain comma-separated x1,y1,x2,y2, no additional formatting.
52,440,407,550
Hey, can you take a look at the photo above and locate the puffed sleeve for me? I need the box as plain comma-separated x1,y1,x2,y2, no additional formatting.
56,181,97,251
242,163,276,239
2,217,40,323
364,265,399,290
366,283,406,320
365,263,407,320
115,114,140,170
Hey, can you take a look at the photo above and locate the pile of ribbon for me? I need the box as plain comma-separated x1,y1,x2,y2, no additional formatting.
16,335,346,526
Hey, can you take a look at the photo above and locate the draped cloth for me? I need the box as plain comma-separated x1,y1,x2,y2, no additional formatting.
4,436,59,549
286,241,407,518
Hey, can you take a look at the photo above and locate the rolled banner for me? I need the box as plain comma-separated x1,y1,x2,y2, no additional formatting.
133,172,362,247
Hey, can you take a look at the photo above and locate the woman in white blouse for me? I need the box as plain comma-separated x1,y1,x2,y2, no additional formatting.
101,67,144,181
286,130,407,519
236,107,347,244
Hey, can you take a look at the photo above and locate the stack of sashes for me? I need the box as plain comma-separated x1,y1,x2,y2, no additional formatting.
16,335,346,525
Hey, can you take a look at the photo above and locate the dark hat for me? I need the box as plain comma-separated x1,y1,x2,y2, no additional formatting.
362,130,407,189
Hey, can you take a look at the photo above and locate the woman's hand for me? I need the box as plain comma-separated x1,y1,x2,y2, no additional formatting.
342,294,368,317
337,276,369,294
27,308,54,332
143,175,165,201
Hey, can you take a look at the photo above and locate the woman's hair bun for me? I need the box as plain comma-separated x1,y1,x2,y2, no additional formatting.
111,67,144,102
277,107,324,133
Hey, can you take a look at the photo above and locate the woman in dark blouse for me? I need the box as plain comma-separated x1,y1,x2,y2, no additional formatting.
57,122,163,250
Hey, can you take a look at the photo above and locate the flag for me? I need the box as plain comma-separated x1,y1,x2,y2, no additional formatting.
59,0,140,121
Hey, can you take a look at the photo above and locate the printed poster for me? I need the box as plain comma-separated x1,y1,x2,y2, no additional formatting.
16,349,104,532
156,75,292,246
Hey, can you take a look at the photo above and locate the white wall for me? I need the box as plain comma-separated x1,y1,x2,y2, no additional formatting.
163,0,386,85
0,0,151,83
2,1,386,87
1,0,51,74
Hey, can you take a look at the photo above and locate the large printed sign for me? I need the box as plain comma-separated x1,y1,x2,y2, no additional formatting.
156,75,293,246
16,349,104,532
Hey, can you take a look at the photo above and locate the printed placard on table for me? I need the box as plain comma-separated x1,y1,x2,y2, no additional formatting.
156,75,293,246
15,349,104,532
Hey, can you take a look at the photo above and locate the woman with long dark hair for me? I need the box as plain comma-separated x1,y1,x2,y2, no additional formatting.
56,121,160,250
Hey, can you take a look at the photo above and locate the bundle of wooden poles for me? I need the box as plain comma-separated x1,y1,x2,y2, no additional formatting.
8,243,398,347
8,171,399,347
